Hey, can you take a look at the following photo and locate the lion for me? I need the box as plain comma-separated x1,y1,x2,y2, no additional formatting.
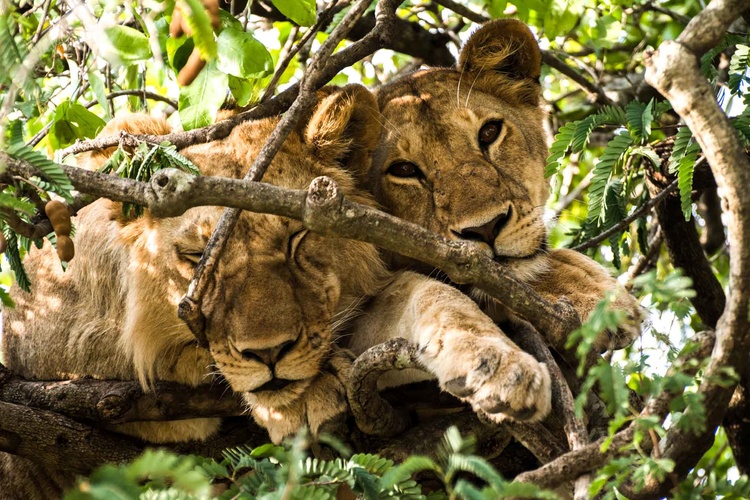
0,82,554,498
354,19,642,365
0,85,388,498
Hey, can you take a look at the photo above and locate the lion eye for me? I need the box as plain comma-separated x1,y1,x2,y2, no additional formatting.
387,161,422,178
288,229,308,259
177,249,204,265
478,121,503,147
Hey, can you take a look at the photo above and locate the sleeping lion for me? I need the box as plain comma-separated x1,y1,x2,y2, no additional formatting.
0,83,551,498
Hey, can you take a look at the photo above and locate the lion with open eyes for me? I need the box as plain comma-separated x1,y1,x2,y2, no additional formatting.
350,20,642,379
0,85,397,498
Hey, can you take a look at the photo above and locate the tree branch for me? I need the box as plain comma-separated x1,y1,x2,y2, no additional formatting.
637,0,750,494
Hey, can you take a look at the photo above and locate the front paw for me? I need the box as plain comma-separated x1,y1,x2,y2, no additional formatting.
535,248,644,351
423,334,552,422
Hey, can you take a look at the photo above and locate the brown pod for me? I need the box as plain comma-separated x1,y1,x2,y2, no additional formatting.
0,232,6,254
45,200,72,235
177,50,206,86
56,235,75,262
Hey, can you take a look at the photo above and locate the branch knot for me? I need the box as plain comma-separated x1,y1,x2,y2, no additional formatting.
147,169,196,217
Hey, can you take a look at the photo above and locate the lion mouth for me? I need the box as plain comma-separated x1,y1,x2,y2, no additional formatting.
254,378,295,392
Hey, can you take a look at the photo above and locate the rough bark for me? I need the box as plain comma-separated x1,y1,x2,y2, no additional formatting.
639,0,750,496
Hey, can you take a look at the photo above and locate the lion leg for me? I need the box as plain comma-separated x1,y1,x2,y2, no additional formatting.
350,271,552,423
528,248,644,352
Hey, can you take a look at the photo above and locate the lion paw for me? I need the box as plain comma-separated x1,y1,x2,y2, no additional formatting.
419,327,552,422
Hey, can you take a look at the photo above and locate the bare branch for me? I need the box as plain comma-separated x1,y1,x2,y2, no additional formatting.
347,338,420,436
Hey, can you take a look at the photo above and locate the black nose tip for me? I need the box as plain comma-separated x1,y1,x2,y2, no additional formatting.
240,340,295,367
456,210,511,246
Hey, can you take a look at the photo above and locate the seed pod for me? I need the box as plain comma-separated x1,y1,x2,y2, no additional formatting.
0,232,6,254
56,235,75,262
45,200,72,236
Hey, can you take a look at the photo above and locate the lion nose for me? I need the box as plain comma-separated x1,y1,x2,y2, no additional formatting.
455,210,511,246
240,340,295,367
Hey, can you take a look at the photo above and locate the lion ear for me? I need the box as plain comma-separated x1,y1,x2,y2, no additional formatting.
305,84,382,180
458,19,542,102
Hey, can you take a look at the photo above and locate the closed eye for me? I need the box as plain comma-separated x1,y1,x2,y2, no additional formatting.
288,229,308,260
176,246,204,265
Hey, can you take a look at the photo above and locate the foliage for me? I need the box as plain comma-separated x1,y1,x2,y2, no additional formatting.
66,427,559,500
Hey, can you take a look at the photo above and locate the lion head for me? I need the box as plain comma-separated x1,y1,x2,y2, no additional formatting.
4,85,387,444
127,85,387,407
370,20,548,274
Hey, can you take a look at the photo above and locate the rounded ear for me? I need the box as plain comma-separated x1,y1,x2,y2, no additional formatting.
458,20,542,105
305,84,382,181
459,19,541,80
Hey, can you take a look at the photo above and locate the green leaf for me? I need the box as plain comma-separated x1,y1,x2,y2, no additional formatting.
545,121,576,177
179,0,218,60
178,61,228,130
3,228,30,292
667,127,701,221
380,456,438,489
217,28,274,79
5,144,74,202
543,0,582,38
51,101,106,149
228,75,255,107
728,44,749,96
272,0,317,27
104,25,153,65
625,99,653,143
166,36,194,72
0,192,35,215
88,72,112,120
584,131,633,228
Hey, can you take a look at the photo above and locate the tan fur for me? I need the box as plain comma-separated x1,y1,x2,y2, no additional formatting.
356,20,642,421
0,85,390,498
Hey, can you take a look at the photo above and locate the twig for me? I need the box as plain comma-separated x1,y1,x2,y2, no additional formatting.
431,0,488,24
637,0,750,495
85,90,178,110
626,228,664,286
572,179,678,252
261,25,301,102
177,0,383,345
540,51,615,106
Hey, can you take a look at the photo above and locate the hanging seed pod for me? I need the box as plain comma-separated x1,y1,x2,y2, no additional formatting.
45,200,72,236
0,232,6,254
56,235,75,262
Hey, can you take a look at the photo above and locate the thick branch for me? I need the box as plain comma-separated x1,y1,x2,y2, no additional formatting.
0,363,244,423
0,156,583,366
638,0,750,494
646,180,726,328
